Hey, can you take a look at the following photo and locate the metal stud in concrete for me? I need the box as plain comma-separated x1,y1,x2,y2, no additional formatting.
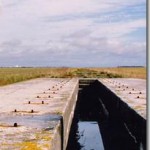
31,109,34,113
99,78,146,119
0,78,80,150
14,123,18,127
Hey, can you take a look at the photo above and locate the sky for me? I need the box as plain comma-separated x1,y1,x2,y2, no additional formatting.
0,0,146,67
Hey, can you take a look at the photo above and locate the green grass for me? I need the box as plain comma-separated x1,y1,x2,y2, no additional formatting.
0,67,146,86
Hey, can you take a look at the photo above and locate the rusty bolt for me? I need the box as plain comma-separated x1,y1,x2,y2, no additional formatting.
48,88,50,90
129,92,132,94
31,109,34,113
137,96,140,98
14,123,18,127
28,101,31,104
126,86,128,88
139,92,142,94
37,96,40,98
118,86,120,88
14,109,17,112
48,95,51,98
42,101,44,104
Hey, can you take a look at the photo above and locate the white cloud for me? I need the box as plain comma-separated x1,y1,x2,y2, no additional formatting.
0,0,146,67
90,19,146,38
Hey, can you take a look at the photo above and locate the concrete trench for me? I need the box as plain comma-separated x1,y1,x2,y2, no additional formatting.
0,78,146,150
67,79,146,150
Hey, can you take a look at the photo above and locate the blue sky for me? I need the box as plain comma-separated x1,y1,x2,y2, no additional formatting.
0,0,146,67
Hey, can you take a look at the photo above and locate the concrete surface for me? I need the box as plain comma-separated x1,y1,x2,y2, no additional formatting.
0,78,146,150
0,78,78,150
99,78,146,119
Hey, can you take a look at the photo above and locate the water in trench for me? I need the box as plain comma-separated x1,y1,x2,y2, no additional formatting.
67,80,145,150
77,121,104,150
67,118,104,150
67,86,105,150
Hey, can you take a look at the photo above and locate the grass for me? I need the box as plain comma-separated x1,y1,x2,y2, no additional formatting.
91,67,146,79
0,67,146,86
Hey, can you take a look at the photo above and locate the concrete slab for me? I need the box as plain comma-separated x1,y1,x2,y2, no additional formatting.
99,78,146,119
0,78,78,150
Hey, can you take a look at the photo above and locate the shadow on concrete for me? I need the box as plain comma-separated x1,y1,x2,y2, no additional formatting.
67,79,146,150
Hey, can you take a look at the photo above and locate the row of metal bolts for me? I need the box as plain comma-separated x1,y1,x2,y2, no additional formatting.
12,80,70,127
106,80,142,99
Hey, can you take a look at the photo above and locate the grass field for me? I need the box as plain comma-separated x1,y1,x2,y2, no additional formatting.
0,67,146,86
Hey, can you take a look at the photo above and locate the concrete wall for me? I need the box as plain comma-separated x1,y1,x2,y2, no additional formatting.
51,79,146,150
50,123,62,150
62,82,78,150
90,80,146,149
50,80,79,150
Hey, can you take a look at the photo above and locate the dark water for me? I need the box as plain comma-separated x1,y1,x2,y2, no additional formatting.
67,80,145,150
77,121,104,150
67,118,104,150
67,86,105,150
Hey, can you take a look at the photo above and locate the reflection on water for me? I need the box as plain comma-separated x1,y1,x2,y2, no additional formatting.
66,117,105,150
78,121,104,150
67,81,146,150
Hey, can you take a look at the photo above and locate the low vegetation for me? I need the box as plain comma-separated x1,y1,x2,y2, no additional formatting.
91,67,146,79
0,67,146,86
